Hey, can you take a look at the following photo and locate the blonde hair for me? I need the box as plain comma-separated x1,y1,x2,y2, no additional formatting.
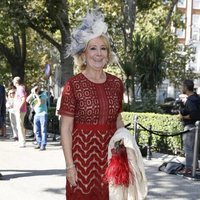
73,35,115,70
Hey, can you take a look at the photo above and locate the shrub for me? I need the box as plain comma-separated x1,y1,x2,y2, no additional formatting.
122,112,183,154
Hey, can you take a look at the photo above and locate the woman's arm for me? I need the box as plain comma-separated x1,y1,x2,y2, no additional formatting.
116,113,124,129
26,93,33,104
60,115,77,186
61,115,74,167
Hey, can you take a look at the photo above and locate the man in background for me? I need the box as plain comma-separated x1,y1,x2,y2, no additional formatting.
0,84,6,137
0,84,6,180
178,79,200,176
26,84,48,150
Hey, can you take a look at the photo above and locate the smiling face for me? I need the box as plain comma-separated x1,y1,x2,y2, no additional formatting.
82,36,109,70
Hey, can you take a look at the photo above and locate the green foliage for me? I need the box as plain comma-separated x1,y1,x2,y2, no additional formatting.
129,92,164,113
135,2,168,34
0,0,197,97
0,56,12,85
122,112,183,154
0,1,58,86
133,34,166,92
48,106,56,117
137,0,162,11
166,45,199,86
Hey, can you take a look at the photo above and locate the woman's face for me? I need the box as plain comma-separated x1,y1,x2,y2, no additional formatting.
83,36,108,70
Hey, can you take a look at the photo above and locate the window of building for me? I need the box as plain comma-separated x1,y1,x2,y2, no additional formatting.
192,29,200,40
176,14,186,38
192,14,200,26
193,0,200,9
192,14,200,40
192,46,197,54
188,63,197,71
176,28,185,38
178,0,186,8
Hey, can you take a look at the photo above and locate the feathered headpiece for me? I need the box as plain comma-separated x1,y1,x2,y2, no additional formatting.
67,9,108,57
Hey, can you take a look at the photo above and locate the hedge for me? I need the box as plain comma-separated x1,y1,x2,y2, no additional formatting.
47,108,184,154
121,112,184,154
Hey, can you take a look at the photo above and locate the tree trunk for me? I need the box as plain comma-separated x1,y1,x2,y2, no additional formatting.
25,0,73,85
0,29,26,82
60,46,73,86
121,0,136,105
10,61,25,81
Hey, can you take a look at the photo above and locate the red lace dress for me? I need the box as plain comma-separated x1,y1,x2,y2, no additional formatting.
59,72,123,200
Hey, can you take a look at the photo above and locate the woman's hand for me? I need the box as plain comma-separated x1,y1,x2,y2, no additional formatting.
66,167,78,187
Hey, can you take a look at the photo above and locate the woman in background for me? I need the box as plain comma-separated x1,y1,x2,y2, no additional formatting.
6,87,17,140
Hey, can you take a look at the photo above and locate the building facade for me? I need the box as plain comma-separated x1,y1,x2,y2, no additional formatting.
158,0,200,103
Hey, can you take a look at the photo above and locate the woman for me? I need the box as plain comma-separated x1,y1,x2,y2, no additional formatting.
6,88,18,140
59,10,124,200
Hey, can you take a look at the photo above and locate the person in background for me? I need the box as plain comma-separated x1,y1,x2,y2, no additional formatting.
0,84,6,137
0,172,3,180
6,87,18,140
46,91,54,107
58,10,124,200
55,87,64,141
13,76,27,148
56,87,64,121
178,79,200,176
26,84,48,151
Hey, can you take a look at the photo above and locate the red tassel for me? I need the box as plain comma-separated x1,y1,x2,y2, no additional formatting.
104,143,133,187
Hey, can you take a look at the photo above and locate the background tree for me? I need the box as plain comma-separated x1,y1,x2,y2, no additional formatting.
5,0,73,85
133,34,166,101
166,45,198,87
0,0,197,102
128,0,197,111
0,2,26,82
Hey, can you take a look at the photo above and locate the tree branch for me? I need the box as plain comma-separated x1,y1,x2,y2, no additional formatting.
27,19,61,52
21,27,27,65
162,0,179,34
13,34,21,58
121,0,136,54
46,0,71,46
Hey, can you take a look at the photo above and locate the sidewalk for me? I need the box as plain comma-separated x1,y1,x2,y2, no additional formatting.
0,127,200,200
144,154,200,200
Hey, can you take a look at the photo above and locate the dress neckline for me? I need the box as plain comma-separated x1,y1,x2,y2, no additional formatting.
81,72,108,85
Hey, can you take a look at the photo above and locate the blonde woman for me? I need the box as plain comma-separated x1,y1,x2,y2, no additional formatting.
59,10,124,200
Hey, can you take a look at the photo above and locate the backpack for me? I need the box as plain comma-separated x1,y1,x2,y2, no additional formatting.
158,161,185,174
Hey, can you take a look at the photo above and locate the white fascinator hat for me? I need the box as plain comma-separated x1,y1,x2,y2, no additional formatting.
67,9,110,57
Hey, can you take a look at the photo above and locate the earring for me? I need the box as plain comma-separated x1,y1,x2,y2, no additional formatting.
83,59,87,65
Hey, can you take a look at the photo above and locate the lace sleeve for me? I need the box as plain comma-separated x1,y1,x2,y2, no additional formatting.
58,80,76,117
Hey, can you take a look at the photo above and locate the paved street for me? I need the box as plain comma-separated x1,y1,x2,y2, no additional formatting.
0,128,200,200
144,154,200,200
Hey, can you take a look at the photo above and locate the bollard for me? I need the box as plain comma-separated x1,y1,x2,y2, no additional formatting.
146,125,152,160
192,121,200,178
134,115,139,144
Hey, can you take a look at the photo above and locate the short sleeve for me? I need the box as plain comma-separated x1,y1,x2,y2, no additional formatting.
41,92,47,101
17,86,26,98
58,80,76,117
